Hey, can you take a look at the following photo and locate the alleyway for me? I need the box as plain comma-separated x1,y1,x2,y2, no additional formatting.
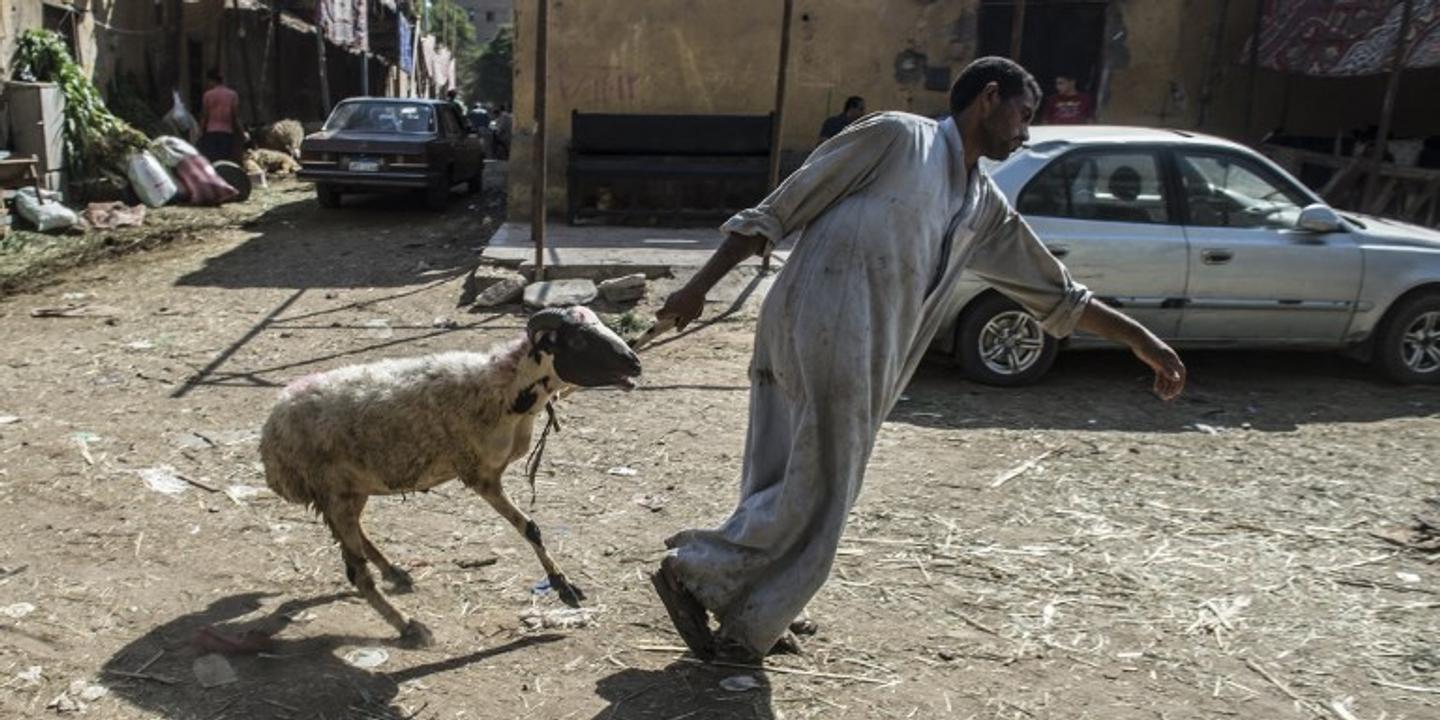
0,181,1437,719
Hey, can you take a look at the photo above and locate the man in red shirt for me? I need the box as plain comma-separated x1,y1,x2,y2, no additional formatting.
197,70,242,163
1039,74,1094,125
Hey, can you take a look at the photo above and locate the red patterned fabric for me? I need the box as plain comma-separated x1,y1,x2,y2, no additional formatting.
1253,0,1440,76
174,156,238,207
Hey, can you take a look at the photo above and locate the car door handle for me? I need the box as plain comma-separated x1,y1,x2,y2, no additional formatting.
1201,249,1233,265
1047,244,1070,258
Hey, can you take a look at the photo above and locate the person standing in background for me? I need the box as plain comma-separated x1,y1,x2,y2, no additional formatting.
197,70,242,163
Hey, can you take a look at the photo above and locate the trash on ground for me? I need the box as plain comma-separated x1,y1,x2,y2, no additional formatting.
343,647,389,669
432,316,459,329
1191,423,1221,435
455,556,499,569
14,187,79,231
16,666,42,685
608,466,638,477
224,485,272,504
1,602,36,618
362,319,394,339
47,679,107,713
519,606,598,630
633,493,667,512
83,202,146,229
720,674,762,692
192,653,238,688
0,415,20,425
126,150,177,207
137,465,190,495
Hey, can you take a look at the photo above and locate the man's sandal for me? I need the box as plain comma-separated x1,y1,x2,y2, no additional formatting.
650,558,715,659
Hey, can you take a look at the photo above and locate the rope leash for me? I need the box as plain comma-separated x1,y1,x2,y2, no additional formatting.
524,316,676,507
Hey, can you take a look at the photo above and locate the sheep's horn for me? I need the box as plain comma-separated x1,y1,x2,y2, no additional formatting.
527,308,569,335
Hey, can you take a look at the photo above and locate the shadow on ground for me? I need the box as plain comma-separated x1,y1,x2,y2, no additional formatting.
894,349,1440,433
588,663,774,720
175,184,497,291
101,592,563,720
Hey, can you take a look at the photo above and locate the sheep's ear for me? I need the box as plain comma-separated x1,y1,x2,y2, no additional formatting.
531,329,558,354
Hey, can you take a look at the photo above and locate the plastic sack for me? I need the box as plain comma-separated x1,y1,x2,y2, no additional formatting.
13,187,78,232
164,90,198,140
126,151,178,207
148,136,200,169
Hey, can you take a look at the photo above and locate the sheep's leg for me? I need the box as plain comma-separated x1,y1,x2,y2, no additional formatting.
350,497,414,591
470,478,586,608
324,495,433,646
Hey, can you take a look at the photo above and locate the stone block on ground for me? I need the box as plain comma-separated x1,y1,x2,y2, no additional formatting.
472,273,527,308
523,279,598,308
598,273,648,303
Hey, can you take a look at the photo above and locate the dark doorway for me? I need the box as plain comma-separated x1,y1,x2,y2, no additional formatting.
188,38,205,113
978,1,1109,104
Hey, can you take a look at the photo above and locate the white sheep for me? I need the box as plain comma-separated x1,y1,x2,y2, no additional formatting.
260,306,641,646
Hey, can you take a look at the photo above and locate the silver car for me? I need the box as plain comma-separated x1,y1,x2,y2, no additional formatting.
935,126,1440,385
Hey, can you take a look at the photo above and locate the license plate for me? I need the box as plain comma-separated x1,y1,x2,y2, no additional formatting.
349,158,380,172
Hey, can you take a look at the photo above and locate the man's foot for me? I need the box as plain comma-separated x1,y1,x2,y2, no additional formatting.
650,557,715,659
712,635,764,665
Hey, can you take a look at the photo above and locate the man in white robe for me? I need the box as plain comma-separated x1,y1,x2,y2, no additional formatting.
651,57,1186,662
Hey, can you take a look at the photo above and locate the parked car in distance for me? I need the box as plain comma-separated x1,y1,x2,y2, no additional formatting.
936,125,1440,385
298,97,485,210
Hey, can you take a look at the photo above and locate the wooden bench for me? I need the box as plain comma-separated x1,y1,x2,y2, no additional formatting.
567,112,774,225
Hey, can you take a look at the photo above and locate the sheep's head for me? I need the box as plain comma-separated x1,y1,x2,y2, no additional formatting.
527,306,642,389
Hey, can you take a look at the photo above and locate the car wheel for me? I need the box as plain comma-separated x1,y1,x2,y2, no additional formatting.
1375,293,1440,384
425,173,451,211
955,293,1058,387
316,184,341,208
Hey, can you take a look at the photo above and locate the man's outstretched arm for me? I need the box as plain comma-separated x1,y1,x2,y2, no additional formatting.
1074,299,1187,400
657,233,767,329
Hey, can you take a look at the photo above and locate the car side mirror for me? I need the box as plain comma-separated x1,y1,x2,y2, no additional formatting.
1297,204,1342,233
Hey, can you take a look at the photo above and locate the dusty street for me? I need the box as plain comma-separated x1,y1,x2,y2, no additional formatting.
0,181,1437,720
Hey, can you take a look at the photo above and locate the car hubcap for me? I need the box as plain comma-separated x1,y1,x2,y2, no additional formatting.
979,311,1046,376
1401,311,1440,374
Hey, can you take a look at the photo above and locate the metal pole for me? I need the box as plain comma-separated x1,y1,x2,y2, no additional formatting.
530,0,549,281
1010,0,1027,60
1365,0,1414,211
1196,0,1231,130
766,0,793,190
362,52,370,96
1244,0,1264,139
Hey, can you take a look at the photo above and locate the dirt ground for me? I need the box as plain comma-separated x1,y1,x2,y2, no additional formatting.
0,178,1437,720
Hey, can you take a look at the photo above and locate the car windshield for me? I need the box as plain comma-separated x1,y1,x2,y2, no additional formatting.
324,102,436,134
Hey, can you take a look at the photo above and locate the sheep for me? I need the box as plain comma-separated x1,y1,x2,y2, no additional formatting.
260,306,642,646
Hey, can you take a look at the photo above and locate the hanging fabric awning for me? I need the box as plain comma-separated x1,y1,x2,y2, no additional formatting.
314,0,370,53
1250,0,1440,76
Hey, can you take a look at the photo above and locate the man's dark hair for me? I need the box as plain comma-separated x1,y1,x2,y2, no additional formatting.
949,56,1040,117
206,69,223,83
843,95,864,111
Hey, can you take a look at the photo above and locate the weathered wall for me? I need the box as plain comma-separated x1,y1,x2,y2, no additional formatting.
509,0,979,218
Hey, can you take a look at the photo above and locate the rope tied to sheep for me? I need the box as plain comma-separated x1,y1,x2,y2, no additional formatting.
525,398,561,507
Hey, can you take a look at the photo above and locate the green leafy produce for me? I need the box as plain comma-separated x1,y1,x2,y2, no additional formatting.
12,30,148,181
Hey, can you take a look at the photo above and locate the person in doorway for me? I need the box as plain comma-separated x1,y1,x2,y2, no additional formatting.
197,70,242,163
649,56,1185,663
819,95,866,141
1039,74,1095,125
446,89,468,124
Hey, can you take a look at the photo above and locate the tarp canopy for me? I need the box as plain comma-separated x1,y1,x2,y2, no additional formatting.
1252,0,1440,76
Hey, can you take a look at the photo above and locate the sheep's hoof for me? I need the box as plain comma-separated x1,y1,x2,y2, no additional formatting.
551,575,586,608
384,568,415,594
400,619,434,648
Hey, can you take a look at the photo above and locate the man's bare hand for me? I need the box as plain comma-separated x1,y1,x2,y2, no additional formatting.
658,287,706,331
1133,336,1186,401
